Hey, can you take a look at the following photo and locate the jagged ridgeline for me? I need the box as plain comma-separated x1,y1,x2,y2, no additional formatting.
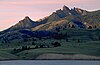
0,5,100,47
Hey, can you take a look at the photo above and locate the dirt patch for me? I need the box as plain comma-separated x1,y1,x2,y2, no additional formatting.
36,54,100,60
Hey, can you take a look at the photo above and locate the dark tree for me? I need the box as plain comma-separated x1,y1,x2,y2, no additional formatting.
22,46,28,50
13,48,17,51
1,41,4,43
72,38,75,41
23,38,28,42
94,26,97,28
66,38,68,42
68,24,71,28
88,26,92,29
47,45,50,48
52,42,61,47
32,42,35,45
99,36,100,41
40,45,44,48
34,45,38,49
27,46,31,50
55,27,60,32
77,39,80,43
71,25,75,28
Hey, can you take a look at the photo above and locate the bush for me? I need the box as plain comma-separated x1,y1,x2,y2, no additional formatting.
52,42,61,47
98,36,100,41
77,39,80,43
88,26,92,29
13,48,17,51
34,45,38,49
40,45,44,48
66,38,68,42
72,38,75,41
32,42,35,45
12,48,22,54
22,46,28,50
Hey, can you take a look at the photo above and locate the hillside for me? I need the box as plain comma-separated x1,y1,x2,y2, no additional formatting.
0,5,100,60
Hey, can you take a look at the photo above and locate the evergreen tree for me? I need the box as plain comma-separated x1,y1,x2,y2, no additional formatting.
77,39,80,43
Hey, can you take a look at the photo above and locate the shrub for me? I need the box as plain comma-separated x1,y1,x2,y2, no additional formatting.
99,36,100,41
34,45,38,49
22,46,28,50
52,42,61,47
77,39,80,43
32,42,35,45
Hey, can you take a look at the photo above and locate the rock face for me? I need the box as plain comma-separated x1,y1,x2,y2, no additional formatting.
33,6,100,31
47,12,60,22
9,16,38,30
74,8,88,15
5,16,46,32
63,5,71,16
31,6,88,31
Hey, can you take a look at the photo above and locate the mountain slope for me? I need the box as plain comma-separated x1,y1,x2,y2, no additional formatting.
9,16,40,31
83,10,100,28
32,6,100,31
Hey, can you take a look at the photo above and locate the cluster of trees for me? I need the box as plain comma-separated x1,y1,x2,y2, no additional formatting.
12,46,31,54
12,41,61,54
34,44,49,49
55,24,75,32
35,41,61,48
51,42,61,47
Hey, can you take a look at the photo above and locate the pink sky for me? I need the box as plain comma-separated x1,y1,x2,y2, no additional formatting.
0,0,100,31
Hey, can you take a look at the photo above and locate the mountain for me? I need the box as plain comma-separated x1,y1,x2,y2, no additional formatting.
0,5,100,43
32,6,100,31
7,16,42,31
0,5,100,32
83,10,100,28
11,16,37,29
1,16,47,33
31,6,88,31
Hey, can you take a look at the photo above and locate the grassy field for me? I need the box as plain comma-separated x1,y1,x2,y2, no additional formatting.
0,29,100,60
0,40,100,60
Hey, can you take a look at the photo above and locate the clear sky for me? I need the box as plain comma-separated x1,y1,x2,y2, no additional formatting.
0,0,100,31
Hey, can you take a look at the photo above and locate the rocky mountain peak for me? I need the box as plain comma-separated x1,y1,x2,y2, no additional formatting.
74,8,88,15
63,5,71,16
8,16,38,31
21,16,33,22
25,16,30,18
24,16,30,20
63,5,70,11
